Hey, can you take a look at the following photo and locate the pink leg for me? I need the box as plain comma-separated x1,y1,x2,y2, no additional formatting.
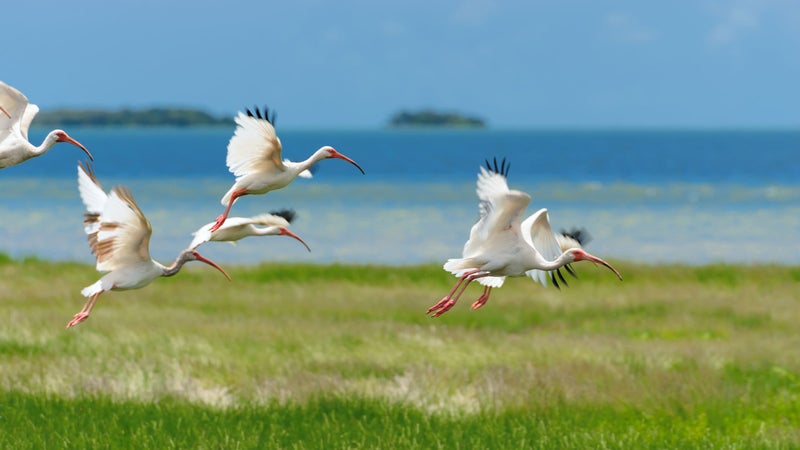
429,271,489,317
210,189,247,232
66,292,102,329
471,286,492,310
427,270,479,314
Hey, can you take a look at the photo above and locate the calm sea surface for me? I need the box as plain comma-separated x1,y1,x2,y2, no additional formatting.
2,128,798,265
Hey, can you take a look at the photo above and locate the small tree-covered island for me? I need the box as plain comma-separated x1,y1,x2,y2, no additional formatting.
34,108,231,127
388,109,486,128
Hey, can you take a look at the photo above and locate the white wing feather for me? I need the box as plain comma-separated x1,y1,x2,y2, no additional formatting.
226,112,284,181
189,213,290,249
521,208,563,287
77,164,108,235
0,81,29,143
93,187,153,272
19,104,39,141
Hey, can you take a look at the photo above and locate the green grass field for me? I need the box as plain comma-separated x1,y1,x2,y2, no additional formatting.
1,255,799,448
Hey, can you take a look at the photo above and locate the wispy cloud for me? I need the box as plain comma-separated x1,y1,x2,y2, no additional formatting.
604,12,657,44
706,1,761,47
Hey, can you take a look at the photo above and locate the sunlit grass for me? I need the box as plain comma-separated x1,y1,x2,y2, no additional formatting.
0,257,799,447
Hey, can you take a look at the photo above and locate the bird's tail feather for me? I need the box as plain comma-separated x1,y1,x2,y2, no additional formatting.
80,280,104,298
443,258,478,276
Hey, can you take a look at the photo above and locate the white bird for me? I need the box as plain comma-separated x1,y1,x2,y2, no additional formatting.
189,209,311,252
427,158,622,317
0,81,93,169
67,162,231,329
210,106,365,231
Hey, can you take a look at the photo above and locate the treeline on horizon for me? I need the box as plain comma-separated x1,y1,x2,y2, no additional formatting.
388,109,486,128
34,108,233,127
33,107,487,128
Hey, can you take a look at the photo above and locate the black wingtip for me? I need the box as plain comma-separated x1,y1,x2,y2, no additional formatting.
560,227,592,247
550,271,561,290
484,157,509,177
556,268,569,288
270,208,297,223
244,105,277,125
565,264,578,279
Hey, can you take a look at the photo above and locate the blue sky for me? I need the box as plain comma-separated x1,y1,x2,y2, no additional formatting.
4,0,800,128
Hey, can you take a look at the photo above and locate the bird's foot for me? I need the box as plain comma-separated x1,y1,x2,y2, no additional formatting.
209,215,226,232
431,300,457,317
471,294,490,310
426,296,451,314
66,312,90,329
427,297,457,317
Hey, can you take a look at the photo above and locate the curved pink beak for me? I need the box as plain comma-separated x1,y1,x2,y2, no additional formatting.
329,149,365,174
280,227,311,252
576,252,623,281
0,106,10,119
58,132,94,161
192,251,231,281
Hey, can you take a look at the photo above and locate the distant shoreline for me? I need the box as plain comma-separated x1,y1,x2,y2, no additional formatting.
387,109,486,128
33,107,232,128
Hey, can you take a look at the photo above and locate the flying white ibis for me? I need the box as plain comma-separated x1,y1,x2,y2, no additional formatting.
189,209,311,252
0,81,93,169
427,158,622,317
66,162,231,329
209,106,365,231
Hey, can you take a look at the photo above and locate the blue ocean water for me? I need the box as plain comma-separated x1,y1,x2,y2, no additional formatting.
1,128,798,265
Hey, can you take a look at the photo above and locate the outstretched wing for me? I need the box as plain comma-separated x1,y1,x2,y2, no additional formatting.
463,159,515,256
0,81,31,142
521,208,564,287
226,107,284,182
77,162,108,235
88,186,153,273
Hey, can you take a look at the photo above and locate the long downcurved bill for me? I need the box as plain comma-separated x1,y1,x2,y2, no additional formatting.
280,228,311,252
58,133,94,161
332,151,365,174
193,251,232,281
579,253,623,280
0,106,10,119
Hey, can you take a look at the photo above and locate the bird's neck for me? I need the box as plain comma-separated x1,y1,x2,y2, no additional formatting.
534,251,572,272
297,148,328,171
36,131,61,155
162,252,191,277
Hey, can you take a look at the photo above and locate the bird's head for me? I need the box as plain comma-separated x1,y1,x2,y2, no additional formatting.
568,248,623,280
53,130,94,160
319,146,365,174
186,250,231,281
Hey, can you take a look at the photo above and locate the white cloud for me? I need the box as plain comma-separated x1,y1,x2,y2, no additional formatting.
706,1,760,47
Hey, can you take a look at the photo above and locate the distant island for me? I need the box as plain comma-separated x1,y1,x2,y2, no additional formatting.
388,109,486,128
33,108,232,127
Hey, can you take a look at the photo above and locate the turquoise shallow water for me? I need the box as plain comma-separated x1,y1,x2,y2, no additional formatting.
2,128,798,265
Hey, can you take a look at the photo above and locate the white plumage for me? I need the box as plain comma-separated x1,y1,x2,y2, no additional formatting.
210,106,364,231
66,163,230,329
428,158,622,317
190,210,310,252
0,81,93,169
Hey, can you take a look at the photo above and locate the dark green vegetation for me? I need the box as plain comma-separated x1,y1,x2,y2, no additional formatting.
388,109,486,128
0,257,798,448
34,108,231,127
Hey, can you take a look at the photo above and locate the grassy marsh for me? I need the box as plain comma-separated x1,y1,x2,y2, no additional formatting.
0,257,798,447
